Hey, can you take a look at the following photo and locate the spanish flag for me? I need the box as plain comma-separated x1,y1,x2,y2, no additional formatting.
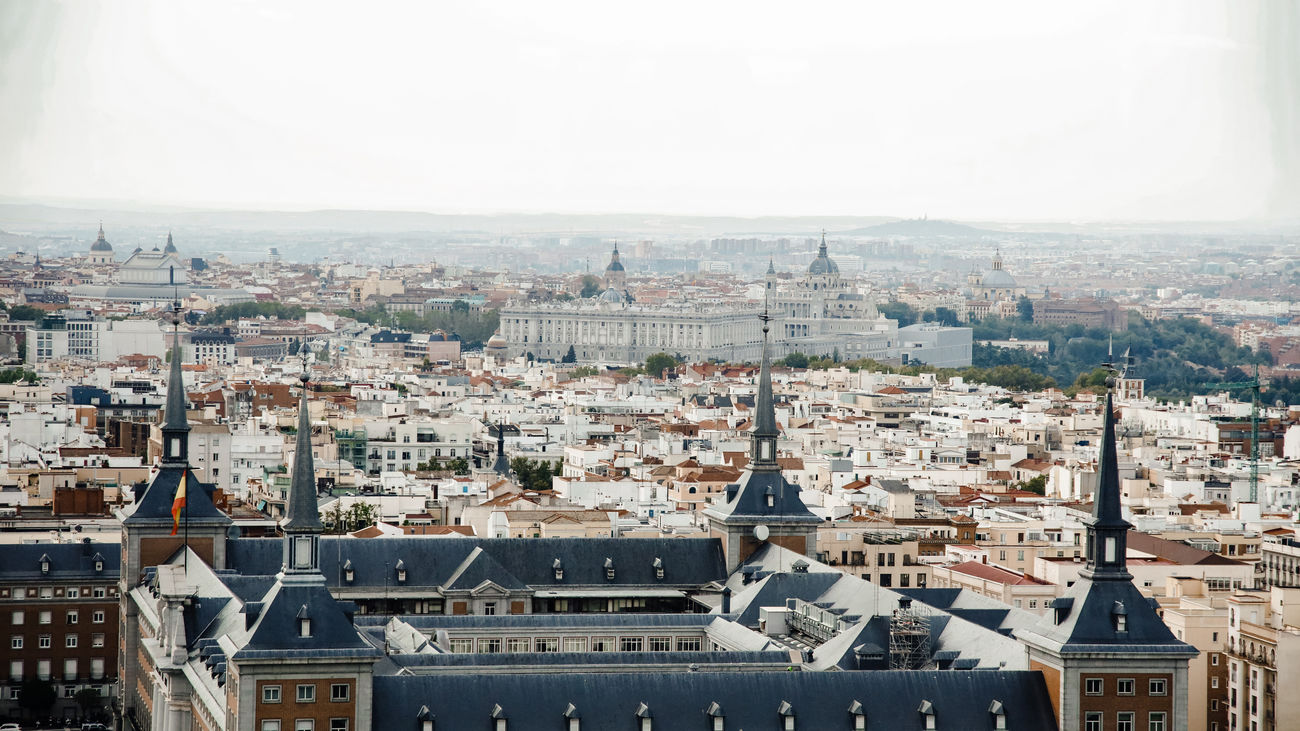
170,472,187,536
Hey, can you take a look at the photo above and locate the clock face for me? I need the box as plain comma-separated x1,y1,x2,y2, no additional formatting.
754,525,770,541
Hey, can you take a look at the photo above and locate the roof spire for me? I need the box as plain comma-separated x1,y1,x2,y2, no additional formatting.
751,296,779,470
1081,375,1132,580
282,362,323,533
160,299,190,463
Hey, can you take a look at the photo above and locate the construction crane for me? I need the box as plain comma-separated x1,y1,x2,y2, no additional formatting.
1204,364,1262,503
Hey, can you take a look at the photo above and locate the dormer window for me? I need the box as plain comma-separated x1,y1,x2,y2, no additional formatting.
777,701,795,730
395,559,407,583
989,700,1006,730
39,555,50,574
706,702,725,731
563,703,580,731
299,618,311,637
94,561,103,572
604,558,615,581
553,559,563,581
848,700,866,731
344,559,354,583
918,700,936,730
490,703,507,731
417,704,433,731
1113,600,1128,633
766,492,775,508
653,557,664,581
635,702,652,731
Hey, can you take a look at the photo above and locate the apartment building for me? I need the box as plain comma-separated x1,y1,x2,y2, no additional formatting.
1225,588,1300,731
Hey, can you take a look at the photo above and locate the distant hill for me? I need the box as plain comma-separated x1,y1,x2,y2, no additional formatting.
839,218,1002,237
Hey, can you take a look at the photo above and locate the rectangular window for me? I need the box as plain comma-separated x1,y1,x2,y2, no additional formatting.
590,636,615,652
1149,678,1167,696
65,634,77,648
92,633,105,648
9,637,20,649
1118,678,1135,696
448,638,472,653
1117,712,1135,731
506,638,530,653
536,637,560,653
329,721,348,731
297,684,316,703
1085,678,1103,695
93,610,106,623
562,637,587,653
1148,712,1166,731
8,660,21,682
38,635,51,649
263,685,282,703
92,588,106,598
66,610,78,624
1085,712,1102,731
39,611,51,625
478,638,501,653
648,636,672,652
330,684,349,702
619,637,644,652
11,611,23,625
66,588,79,598
295,722,313,731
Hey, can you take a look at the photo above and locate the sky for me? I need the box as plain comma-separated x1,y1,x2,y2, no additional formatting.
0,1,1295,221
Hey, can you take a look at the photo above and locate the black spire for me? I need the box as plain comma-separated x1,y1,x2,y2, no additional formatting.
1081,391,1132,581
160,300,190,464
281,360,324,579
751,302,778,471
491,421,512,477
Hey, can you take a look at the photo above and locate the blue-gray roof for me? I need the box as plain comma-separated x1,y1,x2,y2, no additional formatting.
124,467,231,527
225,536,727,589
0,542,119,580
373,670,1055,730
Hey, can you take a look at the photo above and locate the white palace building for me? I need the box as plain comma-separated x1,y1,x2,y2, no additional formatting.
498,237,959,365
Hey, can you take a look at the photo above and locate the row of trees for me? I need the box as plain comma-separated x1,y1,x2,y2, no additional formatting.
332,304,501,349
200,301,307,324
320,501,379,534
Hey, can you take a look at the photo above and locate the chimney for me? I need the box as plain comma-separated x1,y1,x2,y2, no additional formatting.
720,587,731,614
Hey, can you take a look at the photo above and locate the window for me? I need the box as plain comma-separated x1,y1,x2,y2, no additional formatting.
92,611,105,624
562,637,587,652
620,637,644,652
591,637,615,652
1148,712,1166,731
263,685,282,703
295,722,313,731
66,610,78,624
1029,600,1038,609
1117,712,1135,731
1149,678,1167,696
1085,678,1103,695
676,637,702,651
1211,677,1219,689
38,635,51,649
9,637,20,649
1085,712,1103,731
297,684,316,703
38,611,51,625
1211,653,1219,666
506,638,530,653
648,637,671,652
92,633,105,648
11,611,23,625
65,634,77,648
66,588,79,598
1118,678,1135,695
329,721,348,731
478,638,501,653
93,587,106,598
330,684,349,702
483,602,496,616
448,638,473,653
536,637,559,653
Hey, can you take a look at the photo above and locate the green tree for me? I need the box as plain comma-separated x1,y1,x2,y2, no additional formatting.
579,275,602,298
781,352,810,368
18,677,56,717
923,307,961,327
1018,474,1047,495
451,299,471,314
562,345,577,363
344,501,377,531
644,352,679,378
200,301,306,325
571,365,598,378
74,686,103,718
320,502,346,534
1016,295,1034,322
447,457,470,475
878,301,917,326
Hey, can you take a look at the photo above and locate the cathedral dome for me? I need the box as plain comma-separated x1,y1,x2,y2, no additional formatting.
598,287,626,304
486,333,507,350
90,225,113,252
605,243,625,272
807,236,839,275
981,268,1017,288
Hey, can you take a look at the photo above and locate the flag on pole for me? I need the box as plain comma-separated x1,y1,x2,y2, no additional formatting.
171,472,187,536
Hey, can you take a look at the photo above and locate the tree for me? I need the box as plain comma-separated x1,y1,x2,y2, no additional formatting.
1017,295,1034,322
644,352,679,378
878,301,917,326
562,345,577,363
74,686,103,718
781,352,810,369
1018,474,1047,495
451,299,471,314
447,457,470,475
288,339,301,355
7,304,46,322
925,307,961,327
320,502,346,534
344,501,377,531
18,677,56,717
579,275,602,298
571,365,598,378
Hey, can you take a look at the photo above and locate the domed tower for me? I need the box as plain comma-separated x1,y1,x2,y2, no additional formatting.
765,258,778,291
162,231,178,255
603,243,627,291
803,232,844,292
975,248,1018,301
485,332,508,360
89,223,114,265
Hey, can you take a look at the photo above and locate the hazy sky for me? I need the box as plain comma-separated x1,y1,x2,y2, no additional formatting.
1,1,1295,221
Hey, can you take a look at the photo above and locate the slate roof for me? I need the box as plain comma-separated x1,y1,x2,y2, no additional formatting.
373,670,1054,730
224,536,727,590
234,580,379,660
0,542,119,580
123,467,230,526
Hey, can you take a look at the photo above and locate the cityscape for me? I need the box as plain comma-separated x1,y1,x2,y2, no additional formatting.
2,3,1299,731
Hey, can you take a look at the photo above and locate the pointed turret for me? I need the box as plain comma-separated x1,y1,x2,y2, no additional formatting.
161,306,190,465
750,305,779,471
491,422,512,477
766,258,776,276
1081,392,1131,581
163,231,178,254
280,364,324,580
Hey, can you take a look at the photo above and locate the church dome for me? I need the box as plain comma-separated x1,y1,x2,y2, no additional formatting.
163,232,178,254
486,333,507,350
598,287,626,304
807,236,839,276
605,243,625,272
981,268,1017,288
90,225,113,252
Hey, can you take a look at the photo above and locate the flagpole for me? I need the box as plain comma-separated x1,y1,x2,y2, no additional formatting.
184,469,189,572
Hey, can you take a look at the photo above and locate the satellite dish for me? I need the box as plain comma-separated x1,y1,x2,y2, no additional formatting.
754,525,770,541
